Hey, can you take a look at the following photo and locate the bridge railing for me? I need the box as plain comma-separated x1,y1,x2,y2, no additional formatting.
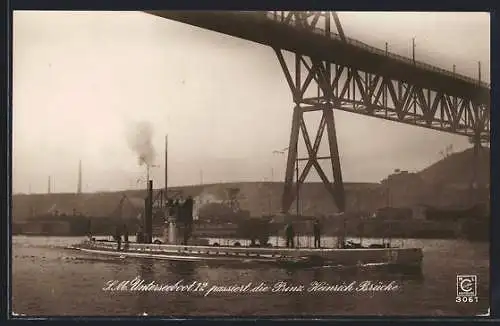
263,12,490,89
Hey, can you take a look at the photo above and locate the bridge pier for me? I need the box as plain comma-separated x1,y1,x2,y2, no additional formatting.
274,44,490,217
275,49,346,217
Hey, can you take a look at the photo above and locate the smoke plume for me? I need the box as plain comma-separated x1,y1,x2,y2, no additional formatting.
126,121,156,166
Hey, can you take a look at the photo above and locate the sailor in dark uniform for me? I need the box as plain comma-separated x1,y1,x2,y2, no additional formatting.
285,222,295,248
167,198,174,217
136,224,144,243
123,224,129,249
172,199,180,220
86,218,92,240
313,219,321,248
115,225,122,250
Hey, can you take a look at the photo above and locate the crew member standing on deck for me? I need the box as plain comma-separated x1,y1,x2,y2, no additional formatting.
115,225,122,251
172,199,180,220
86,217,92,241
123,224,129,249
167,198,174,218
313,219,321,248
136,224,144,243
285,222,295,248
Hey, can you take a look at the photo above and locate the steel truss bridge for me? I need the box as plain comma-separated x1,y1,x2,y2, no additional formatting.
147,11,490,214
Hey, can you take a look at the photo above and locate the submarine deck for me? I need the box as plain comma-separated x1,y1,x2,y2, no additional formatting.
71,239,423,272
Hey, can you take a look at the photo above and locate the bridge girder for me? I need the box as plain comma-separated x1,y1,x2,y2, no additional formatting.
147,11,490,104
268,11,346,40
276,47,490,214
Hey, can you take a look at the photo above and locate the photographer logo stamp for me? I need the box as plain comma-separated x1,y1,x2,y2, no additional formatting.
456,275,478,303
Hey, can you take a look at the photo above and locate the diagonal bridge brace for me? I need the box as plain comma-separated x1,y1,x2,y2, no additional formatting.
275,48,346,214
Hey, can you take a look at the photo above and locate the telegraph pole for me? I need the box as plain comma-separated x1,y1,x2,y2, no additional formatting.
478,61,482,85
412,38,416,64
295,141,299,218
77,160,82,194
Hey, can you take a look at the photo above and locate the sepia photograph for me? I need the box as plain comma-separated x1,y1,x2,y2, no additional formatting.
11,10,490,317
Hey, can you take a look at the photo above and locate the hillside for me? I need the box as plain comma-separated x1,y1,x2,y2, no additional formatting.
419,146,490,187
12,147,490,220
12,182,384,221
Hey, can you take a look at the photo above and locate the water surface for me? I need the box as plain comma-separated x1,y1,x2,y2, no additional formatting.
11,236,489,317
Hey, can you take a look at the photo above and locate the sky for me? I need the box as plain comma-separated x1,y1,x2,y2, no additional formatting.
12,11,490,194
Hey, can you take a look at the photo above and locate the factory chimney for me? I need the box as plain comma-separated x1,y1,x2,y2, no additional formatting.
144,180,153,244
48,176,51,194
77,160,82,194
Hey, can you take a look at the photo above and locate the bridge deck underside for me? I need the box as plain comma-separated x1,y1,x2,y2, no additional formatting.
147,11,489,105
147,11,489,142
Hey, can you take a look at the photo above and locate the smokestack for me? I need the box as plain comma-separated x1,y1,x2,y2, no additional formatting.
165,135,168,194
144,180,153,244
48,176,51,194
77,160,82,194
